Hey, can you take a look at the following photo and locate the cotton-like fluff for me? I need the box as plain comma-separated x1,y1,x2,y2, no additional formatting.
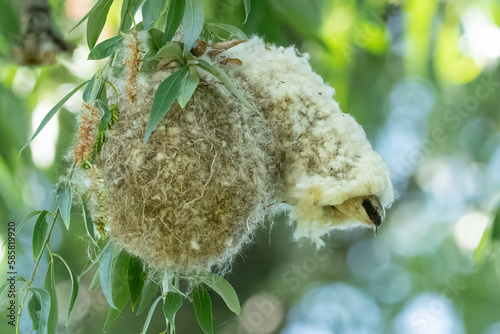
217,37,394,245
83,32,277,274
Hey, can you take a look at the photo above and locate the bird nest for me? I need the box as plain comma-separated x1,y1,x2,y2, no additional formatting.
71,31,394,275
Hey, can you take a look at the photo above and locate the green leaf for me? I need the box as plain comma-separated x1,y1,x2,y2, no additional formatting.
32,210,49,261
27,288,51,334
195,59,258,114
103,260,130,332
137,279,160,315
156,41,184,62
492,208,500,241
183,0,204,51
99,244,118,309
243,0,251,23
78,195,97,246
83,74,104,105
88,36,124,60
95,100,112,132
163,292,183,329
193,285,213,334
474,227,492,266
177,66,200,108
56,184,72,229
143,0,166,29
206,22,248,41
101,249,130,311
53,254,79,326
20,81,88,154
128,256,145,311
90,270,101,292
200,273,241,316
119,0,144,32
141,296,162,334
164,0,185,43
87,0,114,49
1,211,40,249
149,28,165,53
44,261,58,334
144,66,189,143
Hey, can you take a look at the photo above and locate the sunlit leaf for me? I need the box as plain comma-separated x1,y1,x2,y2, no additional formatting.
164,0,185,43
137,279,160,315
87,0,114,49
143,0,166,29
20,81,88,154
177,66,200,108
27,288,51,334
144,66,189,143
56,184,72,229
53,254,79,326
128,256,145,311
140,296,162,334
193,285,213,334
163,292,183,329
183,0,204,51
88,36,124,60
200,273,241,316
44,261,58,334
32,210,49,261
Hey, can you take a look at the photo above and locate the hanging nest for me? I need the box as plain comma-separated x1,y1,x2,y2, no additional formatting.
72,31,394,275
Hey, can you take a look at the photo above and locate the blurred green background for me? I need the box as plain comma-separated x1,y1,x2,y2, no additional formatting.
1,0,500,333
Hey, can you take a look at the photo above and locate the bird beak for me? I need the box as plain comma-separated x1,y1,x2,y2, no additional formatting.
361,196,385,236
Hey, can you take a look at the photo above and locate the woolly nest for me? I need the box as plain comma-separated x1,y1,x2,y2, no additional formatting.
71,31,394,275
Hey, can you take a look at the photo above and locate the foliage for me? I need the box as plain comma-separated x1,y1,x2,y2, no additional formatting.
1,0,500,333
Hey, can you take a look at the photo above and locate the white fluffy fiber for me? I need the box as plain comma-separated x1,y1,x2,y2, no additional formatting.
218,37,394,244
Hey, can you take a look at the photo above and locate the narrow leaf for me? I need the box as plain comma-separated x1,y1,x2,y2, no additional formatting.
27,288,51,334
100,244,118,309
56,184,72,229
95,99,112,132
200,273,241,316
206,23,248,41
53,254,79,326
83,74,104,104
90,270,101,292
79,195,97,245
128,256,145,311
44,261,58,334
88,36,124,60
87,0,114,49
32,210,49,261
119,0,143,32
183,0,205,51
164,0,185,43
195,59,258,113
177,66,200,108
163,292,183,329
20,81,88,154
492,208,500,241
243,0,251,23
143,0,166,29
137,279,160,315
144,66,189,143
474,227,491,266
193,285,213,334
141,296,162,334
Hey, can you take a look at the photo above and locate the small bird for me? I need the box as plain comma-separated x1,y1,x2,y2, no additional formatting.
331,195,385,235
